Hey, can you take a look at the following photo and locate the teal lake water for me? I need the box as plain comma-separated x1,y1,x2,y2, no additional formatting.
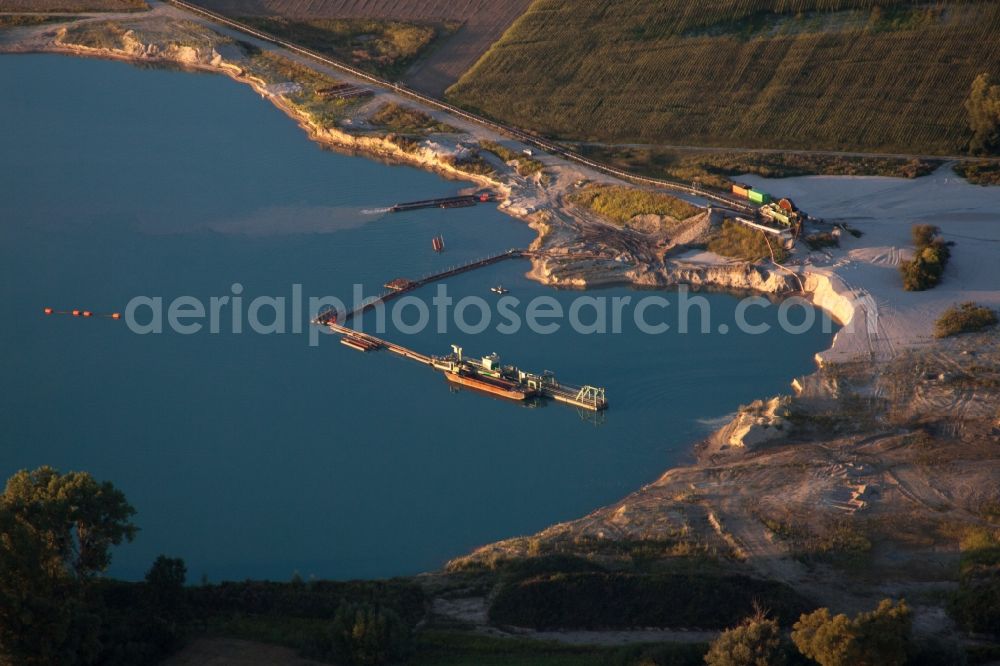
1,55,836,581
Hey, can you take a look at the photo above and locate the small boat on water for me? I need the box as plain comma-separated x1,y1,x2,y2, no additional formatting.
490,285,509,294
432,235,445,252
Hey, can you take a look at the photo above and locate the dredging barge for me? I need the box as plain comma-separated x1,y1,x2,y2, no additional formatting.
434,347,539,402
316,312,607,411
312,250,607,412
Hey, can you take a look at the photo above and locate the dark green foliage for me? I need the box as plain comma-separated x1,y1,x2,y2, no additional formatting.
447,152,495,176
0,466,137,580
966,643,1000,664
0,14,73,28
322,601,412,665
143,555,188,642
950,529,1000,636
705,609,788,666
953,160,1000,186
479,140,521,162
606,641,709,666
92,576,186,666
488,572,810,630
966,73,1000,155
385,133,422,154
239,16,447,78
907,637,968,666
412,630,704,666
146,555,186,597
899,224,951,291
578,145,941,190
791,599,912,666
188,578,425,626
494,554,607,581
0,467,137,666
934,302,998,338
952,575,1000,636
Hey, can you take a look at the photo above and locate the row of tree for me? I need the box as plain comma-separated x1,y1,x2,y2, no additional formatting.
705,600,918,666
966,73,1000,155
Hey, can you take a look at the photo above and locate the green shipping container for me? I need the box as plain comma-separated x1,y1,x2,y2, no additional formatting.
748,190,771,204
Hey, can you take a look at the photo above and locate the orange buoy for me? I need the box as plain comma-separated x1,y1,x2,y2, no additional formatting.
110,312,121,320
82,311,92,318
43,307,54,315
72,309,81,316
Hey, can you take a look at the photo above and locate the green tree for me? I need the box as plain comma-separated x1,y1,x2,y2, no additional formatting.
791,599,912,666
146,555,186,590
901,224,950,291
705,607,787,666
328,601,412,666
911,224,940,249
145,555,186,613
965,73,1000,155
0,467,137,665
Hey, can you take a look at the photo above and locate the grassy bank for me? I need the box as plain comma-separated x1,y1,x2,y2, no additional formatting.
447,0,1000,155
480,140,544,177
708,219,789,263
0,0,146,9
238,16,453,79
369,101,454,134
578,145,943,190
0,14,75,28
954,160,1000,186
570,184,700,229
242,47,369,130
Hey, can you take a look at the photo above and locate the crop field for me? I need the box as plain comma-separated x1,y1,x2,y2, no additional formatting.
188,0,533,94
0,0,147,10
447,0,1000,155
